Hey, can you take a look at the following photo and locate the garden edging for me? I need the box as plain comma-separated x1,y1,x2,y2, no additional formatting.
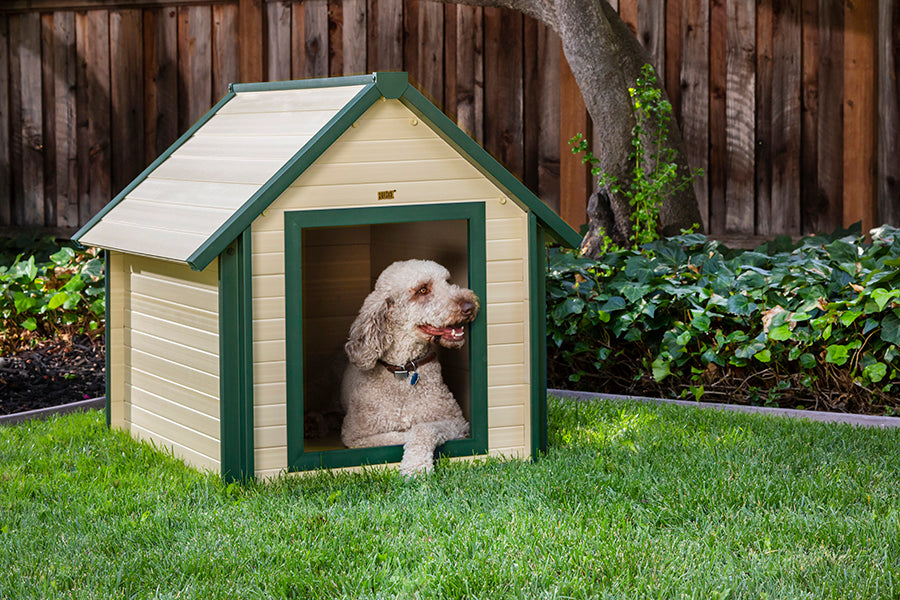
0,397,105,426
549,388,900,429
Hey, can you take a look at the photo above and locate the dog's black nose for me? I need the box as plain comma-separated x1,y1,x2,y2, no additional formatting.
460,301,476,317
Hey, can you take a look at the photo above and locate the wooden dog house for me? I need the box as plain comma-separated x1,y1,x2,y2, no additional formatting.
73,72,581,481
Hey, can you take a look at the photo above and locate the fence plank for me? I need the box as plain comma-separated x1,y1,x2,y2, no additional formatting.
443,4,457,117
11,12,44,226
454,5,482,142
143,6,177,163
724,0,755,233
366,0,402,71
526,21,560,212
559,50,589,229
707,0,726,233
75,10,111,222
238,0,264,82
266,0,291,81
619,0,637,36
418,1,443,103
110,8,145,198
878,0,900,226
42,13,57,226
681,0,708,230
800,0,817,237
638,0,665,81
665,0,682,118
212,3,238,95
301,0,328,78
483,7,523,178
328,0,343,75
53,11,78,228
177,5,212,130
0,15,8,226
770,0,801,234
843,0,876,232
402,0,417,78
342,0,366,74
754,0,772,235
809,0,842,233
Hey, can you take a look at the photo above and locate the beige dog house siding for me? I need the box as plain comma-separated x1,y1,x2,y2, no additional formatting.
74,72,580,481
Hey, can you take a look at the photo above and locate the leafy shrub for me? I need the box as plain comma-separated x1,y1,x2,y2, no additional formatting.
0,246,105,354
547,224,900,414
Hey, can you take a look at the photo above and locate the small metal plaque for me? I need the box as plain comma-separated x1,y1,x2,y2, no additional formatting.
378,189,396,200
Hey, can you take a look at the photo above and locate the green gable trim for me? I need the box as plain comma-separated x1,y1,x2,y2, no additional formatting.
72,90,237,245
218,231,255,482
396,84,582,250
187,82,382,271
230,74,375,93
285,202,488,472
528,214,548,458
374,71,408,99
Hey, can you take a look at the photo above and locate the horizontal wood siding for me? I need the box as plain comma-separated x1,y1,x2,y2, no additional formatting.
250,98,529,476
120,253,221,472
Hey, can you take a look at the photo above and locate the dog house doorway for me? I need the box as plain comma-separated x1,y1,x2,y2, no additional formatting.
285,203,488,471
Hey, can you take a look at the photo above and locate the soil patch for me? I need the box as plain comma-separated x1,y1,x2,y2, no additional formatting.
0,337,105,416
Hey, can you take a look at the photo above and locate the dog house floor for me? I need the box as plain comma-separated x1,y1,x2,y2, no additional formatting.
304,436,345,452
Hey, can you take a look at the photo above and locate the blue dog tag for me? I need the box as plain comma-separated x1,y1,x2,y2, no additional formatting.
409,372,419,386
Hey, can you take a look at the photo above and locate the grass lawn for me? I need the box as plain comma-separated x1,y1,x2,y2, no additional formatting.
1,397,899,599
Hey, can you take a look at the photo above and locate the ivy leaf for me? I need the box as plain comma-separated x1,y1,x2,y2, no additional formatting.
768,324,792,341
20,317,37,331
50,247,75,266
839,310,862,327
799,353,817,369
863,362,887,383
47,291,70,310
825,344,850,365
881,310,900,346
690,311,711,332
872,288,900,312
754,348,772,363
651,356,672,381
726,294,757,316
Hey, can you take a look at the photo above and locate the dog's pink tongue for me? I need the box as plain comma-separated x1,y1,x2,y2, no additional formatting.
419,324,465,340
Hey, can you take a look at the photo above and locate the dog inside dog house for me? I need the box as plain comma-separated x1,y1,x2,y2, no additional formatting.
73,72,581,481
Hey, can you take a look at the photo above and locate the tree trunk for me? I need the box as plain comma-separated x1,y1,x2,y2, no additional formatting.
429,0,704,255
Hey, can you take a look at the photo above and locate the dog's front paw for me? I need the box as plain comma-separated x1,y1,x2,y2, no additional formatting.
399,447,434,475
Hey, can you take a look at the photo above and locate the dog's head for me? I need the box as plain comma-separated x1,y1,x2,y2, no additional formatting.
344,260,480,370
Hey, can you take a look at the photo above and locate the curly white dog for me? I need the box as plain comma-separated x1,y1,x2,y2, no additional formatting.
340,259,478,474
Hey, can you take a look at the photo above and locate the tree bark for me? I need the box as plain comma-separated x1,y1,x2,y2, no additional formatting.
429,0,704,255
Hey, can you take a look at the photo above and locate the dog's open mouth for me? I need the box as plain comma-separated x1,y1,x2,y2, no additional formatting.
418,323,466,342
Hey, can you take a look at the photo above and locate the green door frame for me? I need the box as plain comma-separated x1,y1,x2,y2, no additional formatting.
284,202,488,471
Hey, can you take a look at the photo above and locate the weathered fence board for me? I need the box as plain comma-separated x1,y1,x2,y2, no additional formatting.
0,0,897,241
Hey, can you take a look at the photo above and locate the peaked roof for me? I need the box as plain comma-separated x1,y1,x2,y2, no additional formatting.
74,72,581,270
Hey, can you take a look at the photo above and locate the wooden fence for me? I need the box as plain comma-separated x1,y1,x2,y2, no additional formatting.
1,0,898,242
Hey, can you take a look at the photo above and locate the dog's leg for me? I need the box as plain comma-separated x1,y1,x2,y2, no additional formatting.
344,430,408,448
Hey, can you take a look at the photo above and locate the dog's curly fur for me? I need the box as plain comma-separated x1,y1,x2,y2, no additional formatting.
341,260,478,474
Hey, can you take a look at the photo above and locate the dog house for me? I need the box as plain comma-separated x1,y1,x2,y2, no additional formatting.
73,72,581,481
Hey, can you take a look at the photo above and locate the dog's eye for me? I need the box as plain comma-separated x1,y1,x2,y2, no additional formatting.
415,285,430,296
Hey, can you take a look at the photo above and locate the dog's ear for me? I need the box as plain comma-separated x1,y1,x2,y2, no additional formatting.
344,291,393,370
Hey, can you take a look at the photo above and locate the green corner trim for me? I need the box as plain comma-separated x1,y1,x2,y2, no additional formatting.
397,85,582,249
285,203,488,472
218,231,255,482
72,90,236,244
528,214,548,458
103,250,111,428
187,82,383,271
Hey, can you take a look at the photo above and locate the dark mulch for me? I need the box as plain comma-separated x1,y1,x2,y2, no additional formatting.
0,337,105,416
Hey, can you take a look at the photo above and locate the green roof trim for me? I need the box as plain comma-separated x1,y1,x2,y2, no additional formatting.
71,90,237,245
186,81,382,270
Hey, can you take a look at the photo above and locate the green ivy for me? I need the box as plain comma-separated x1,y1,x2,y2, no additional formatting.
547,223,900,412
0,246,105,353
